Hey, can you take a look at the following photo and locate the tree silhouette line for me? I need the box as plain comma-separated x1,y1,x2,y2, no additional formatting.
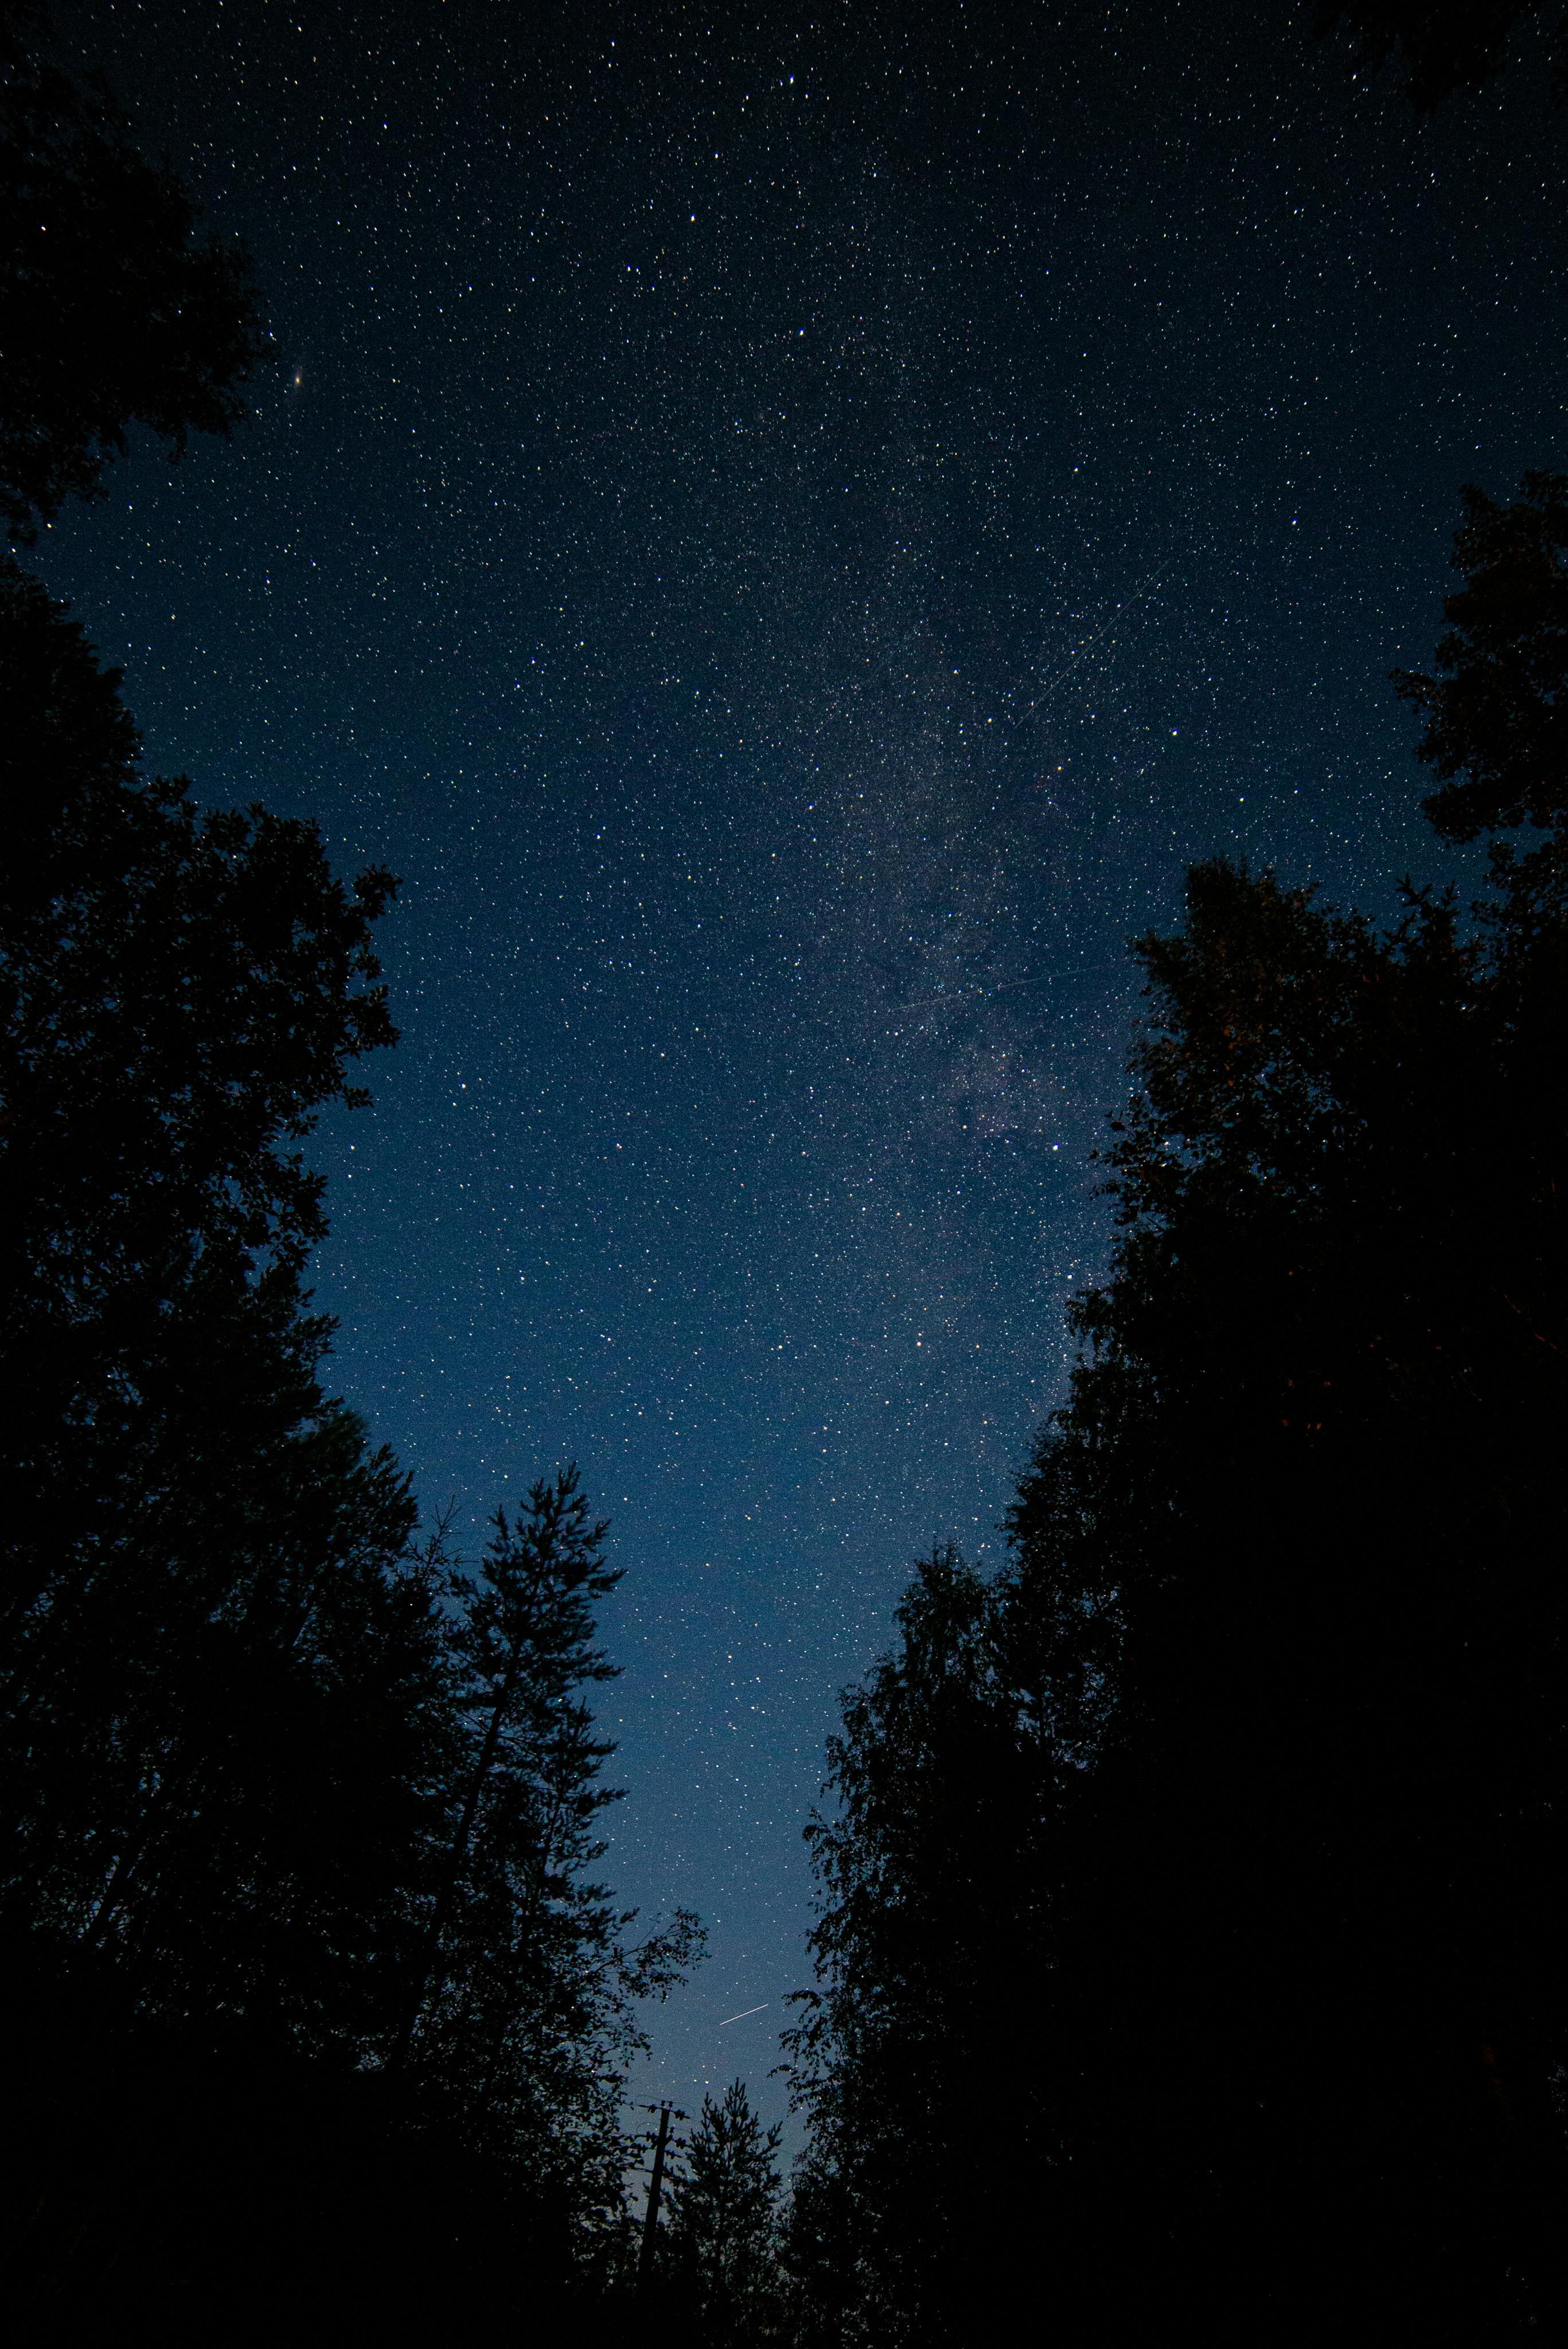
780,22,1568,2340
5,1,1566,2339
1,9,704,2332
782,445,1568,2349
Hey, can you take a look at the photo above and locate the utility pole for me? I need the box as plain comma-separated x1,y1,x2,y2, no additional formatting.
636,2100,684,2296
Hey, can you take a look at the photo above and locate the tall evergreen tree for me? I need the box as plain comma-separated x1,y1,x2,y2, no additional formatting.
666,2079,783,2348
408,1470,704,2249
0,16,705,2327
0,573,702,2325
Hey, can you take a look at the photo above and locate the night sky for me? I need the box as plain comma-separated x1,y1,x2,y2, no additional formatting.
42,0,1567,2139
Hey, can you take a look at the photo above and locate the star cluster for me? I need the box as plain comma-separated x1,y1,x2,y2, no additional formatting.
43,0,1567,2133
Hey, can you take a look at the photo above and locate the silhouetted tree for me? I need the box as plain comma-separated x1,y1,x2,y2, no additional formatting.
0,0,263,539
0,555,446,2052
794,475,1568,2341
783,1546,1108,2344
0,17,703,2327
0,574,700,2308
406,1470,705,2251
1003,481,1568,2336
666,2079,783,2348
1315,0,1568,107
1397,469,1568,852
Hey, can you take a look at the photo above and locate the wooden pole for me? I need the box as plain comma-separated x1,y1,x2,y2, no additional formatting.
637,2101,674,2296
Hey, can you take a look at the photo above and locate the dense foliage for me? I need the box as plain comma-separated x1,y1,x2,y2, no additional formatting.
9,0,1567,2334
0,538,699,2338
407,1474,703,2233
665,2078,786,2347
789,473,1568,2342
782,1548,1092,2343
0,0,263,536
0,556,423,2041
0,12,700,2328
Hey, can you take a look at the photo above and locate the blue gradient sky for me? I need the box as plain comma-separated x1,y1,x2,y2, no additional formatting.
41,0,1567,2143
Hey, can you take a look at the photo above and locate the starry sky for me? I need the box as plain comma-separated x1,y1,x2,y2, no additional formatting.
41,0,1568,2139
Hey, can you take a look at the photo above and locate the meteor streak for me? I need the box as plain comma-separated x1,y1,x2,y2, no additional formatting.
719,2003,770,2026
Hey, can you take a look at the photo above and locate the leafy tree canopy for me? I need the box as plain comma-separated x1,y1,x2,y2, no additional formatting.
1395,470,1568,845
791,475,1568,2339
0,0,263,539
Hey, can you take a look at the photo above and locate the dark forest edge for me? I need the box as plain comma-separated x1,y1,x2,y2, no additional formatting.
0,330,704,2337
4,2,1567,2342
786,472,1568,2342
1,9,707,2334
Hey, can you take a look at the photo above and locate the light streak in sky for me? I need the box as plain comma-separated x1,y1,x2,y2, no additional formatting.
719,2003,770,2026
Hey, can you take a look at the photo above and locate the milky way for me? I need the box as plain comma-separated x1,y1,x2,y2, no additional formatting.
41,0,1567,2135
